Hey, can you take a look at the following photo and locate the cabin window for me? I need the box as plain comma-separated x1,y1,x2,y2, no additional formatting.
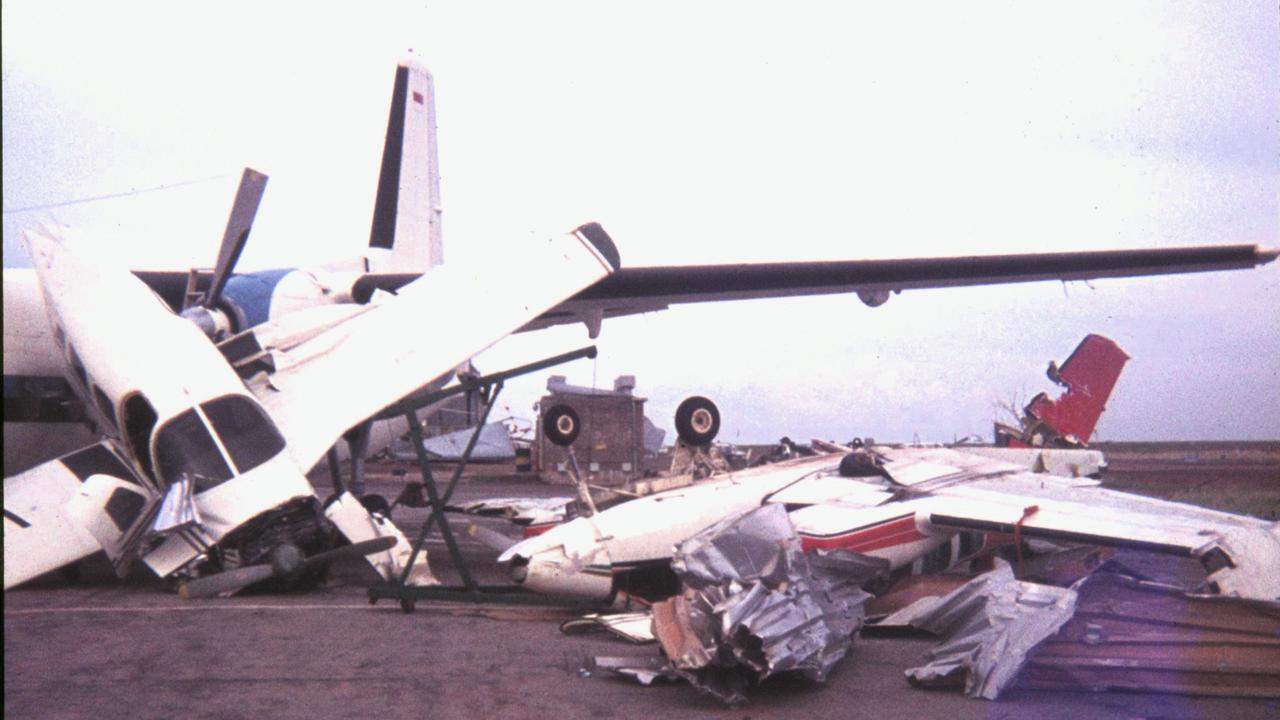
105,487,147,533
154,409,232,492
3,375,84,423
200,395,285,474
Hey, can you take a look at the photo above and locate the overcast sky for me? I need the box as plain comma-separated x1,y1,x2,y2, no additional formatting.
3,1,1277,443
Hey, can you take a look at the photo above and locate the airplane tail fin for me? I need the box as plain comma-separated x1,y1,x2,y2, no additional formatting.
996,334,1129,447
367,60,442,273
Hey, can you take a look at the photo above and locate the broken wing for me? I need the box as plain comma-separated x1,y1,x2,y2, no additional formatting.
254,227,617,470
4,441,158,589
920,469,1280,601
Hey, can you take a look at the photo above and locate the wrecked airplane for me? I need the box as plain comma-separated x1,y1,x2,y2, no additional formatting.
502,335,1280,606
6,55,1278,605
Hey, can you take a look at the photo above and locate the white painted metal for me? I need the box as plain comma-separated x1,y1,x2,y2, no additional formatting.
258,226,615,470
366,60,442,273
504,445,1280,602
3,457,106,589
324,492,438,586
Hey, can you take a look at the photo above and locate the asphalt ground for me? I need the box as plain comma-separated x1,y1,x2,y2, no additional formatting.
6,466,1280,720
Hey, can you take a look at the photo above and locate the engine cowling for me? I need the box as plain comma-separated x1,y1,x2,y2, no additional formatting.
857,289,892,308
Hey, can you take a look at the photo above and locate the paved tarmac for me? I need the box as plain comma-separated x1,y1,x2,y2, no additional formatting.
6,473,1279,720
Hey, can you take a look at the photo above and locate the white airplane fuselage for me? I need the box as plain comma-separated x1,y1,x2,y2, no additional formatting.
500,452,961,599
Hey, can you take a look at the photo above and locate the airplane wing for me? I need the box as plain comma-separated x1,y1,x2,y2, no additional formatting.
4,441,158,589
251,226,617,470
778,446,1280,601
921,472,1280,600
873,447,1280,600
524,243,1279,332
134,244,1277,336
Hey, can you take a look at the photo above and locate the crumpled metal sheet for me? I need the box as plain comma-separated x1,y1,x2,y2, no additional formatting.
560,612,656,644
903,559,1077,699
652,503,884,705
448,496,572,526
150,477,202,536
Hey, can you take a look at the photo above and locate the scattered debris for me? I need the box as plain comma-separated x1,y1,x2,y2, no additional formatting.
903,560,1077,699
560,612,656,644
583,656,681,685
389,421,516,463
448,496,573,527
649,504,884,705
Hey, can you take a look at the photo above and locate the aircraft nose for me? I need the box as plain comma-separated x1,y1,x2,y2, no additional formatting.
500,519,614,600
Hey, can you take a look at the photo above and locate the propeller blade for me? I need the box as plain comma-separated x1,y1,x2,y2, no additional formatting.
179,563,278,599
178,536,393,600
203,167,268,310
300,535,398,569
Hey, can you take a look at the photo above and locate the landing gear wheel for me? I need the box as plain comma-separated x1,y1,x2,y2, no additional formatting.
400,598,416,614
675,396,720,446
360,493,392,519
543,405,581,446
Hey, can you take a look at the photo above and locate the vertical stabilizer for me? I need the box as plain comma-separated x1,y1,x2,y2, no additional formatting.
1021,334,1129,446
367,61,442,272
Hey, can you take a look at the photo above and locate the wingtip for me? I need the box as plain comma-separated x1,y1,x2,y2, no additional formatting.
1257,246,1280,265
575,222,621,271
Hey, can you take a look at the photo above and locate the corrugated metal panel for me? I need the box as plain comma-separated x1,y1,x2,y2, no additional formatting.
1021,571,1280,697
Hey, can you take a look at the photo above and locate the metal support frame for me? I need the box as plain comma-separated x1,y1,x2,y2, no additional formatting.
367,346,604,612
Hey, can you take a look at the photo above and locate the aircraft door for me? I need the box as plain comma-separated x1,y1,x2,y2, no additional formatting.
60,441,162,576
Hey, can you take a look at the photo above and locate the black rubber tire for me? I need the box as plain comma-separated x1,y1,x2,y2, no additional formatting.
359,493,392,519
674,396,720,446
543,404,581,446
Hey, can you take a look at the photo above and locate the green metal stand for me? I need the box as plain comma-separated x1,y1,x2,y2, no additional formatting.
366,346,605,613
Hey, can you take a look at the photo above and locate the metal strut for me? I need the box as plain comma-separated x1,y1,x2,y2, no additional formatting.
367,346,605,612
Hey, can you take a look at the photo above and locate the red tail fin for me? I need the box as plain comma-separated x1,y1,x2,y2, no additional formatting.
1021,334,1129,446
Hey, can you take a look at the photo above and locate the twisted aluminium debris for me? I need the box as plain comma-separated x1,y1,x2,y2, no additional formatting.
650,503,884,705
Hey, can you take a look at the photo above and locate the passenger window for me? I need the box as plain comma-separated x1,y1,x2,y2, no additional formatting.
154,409,233,492
200,395,286,474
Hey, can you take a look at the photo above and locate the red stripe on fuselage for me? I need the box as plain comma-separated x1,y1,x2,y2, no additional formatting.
798,514,927,553
522,523,556,539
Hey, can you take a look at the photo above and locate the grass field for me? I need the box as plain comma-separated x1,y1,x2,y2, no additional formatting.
1095,441,1280,520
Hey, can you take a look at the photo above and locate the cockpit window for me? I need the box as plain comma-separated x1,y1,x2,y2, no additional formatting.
154,409,232,492
200,394,285,474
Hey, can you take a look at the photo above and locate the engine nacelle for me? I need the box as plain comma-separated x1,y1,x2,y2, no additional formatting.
857,289,892,308
185,268,357,339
